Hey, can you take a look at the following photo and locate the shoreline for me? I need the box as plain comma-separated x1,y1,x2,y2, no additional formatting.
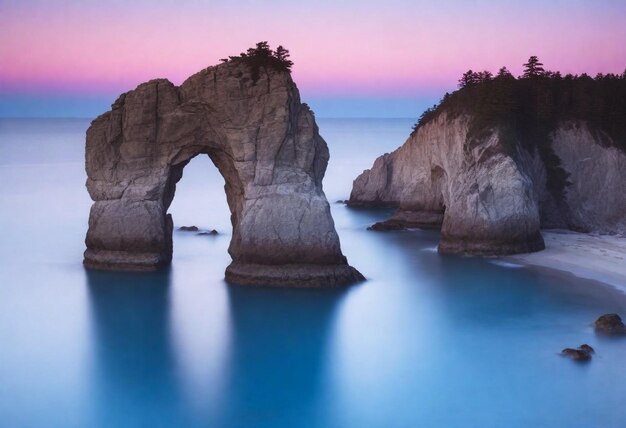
505,229,626,294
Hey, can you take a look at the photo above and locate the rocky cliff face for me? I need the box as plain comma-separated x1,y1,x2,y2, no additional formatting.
350,113,626,255
85,61,363,286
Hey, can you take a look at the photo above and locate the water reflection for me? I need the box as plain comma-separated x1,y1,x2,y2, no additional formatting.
218,285,350,428
4,118,626,427
85,268,186,427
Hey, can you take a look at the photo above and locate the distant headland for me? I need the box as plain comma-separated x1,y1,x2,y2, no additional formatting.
350,57,626,255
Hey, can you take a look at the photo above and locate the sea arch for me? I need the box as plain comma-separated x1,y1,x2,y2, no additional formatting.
84,64,362,286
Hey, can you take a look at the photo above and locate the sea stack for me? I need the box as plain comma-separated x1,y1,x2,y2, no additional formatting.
349,73,626,255
84,49,363,287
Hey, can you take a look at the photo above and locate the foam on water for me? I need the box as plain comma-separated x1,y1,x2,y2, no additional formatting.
489,260,526,269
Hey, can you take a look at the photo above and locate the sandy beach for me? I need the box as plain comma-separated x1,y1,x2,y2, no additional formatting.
506,230,626,293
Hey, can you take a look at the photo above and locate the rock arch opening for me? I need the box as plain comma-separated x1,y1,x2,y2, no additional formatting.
84,63,362,286
164,150,242,262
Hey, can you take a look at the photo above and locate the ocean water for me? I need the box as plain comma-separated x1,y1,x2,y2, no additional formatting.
1,117,626,428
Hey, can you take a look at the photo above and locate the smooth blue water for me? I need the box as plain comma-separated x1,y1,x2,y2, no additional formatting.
1,118,626,428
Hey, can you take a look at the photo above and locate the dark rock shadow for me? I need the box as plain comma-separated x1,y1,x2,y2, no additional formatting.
85,268,186,427
217,284,350,428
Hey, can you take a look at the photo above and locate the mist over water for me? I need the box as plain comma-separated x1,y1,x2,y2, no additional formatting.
1,118,626,428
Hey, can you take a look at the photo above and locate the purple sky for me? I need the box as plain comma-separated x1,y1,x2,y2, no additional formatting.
1,0,624,117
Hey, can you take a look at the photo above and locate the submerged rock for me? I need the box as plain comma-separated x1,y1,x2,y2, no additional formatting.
83,54,363,287
198,230,219,236
178,226,199,232
579,344,595,354
367,221,405,231
561,346,593,361
367,210,443,231
349,79,626,256
594,314,626,334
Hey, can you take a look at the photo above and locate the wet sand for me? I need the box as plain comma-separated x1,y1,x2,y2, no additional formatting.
506,229,626,293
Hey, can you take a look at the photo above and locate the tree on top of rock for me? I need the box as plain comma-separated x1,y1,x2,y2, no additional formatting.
458,70,479,88
221,42,293,72
274,45,294,70
243,41,273,59
522,56,545,78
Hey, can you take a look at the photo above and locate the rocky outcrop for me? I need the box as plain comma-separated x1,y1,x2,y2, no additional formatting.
350,114,626,255
84,60,363,287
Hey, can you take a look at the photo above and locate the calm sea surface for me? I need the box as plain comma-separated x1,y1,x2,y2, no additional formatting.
1,118,625,428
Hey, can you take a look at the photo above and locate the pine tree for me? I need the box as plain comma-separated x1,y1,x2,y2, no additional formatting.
274,45,294,70
496,66,514,79
246,41,272,58
477,70,493,81
522,56,545,78
458,70,479,88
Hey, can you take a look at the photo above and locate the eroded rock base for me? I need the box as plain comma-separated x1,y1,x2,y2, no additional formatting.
438,232,545,256
225,262,365,287
84,249,170,271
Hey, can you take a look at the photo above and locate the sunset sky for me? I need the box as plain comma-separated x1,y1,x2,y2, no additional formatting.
1,0,625,117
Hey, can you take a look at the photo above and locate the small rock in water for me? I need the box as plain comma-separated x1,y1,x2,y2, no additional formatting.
594,313,626,334
367,221,405,231
579,344,595,354
198,229,219,236
178,226,199,231
561,345,593,361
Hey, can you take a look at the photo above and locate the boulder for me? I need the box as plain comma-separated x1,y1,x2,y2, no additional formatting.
579,344,595,354
561,346,593,361
594,314,626,334
178,226,199,232
367,209,444,231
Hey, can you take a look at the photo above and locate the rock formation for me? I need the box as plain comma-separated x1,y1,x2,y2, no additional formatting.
349,75,626,255
84,57,363,287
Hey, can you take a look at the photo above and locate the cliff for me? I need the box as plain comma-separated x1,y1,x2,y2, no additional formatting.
84,49,363,286
350,74,626,255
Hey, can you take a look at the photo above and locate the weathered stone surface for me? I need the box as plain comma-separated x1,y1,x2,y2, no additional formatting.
594,314,626,334
350,113,626,255
84,61,363,287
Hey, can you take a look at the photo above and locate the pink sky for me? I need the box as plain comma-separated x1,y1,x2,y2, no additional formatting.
1,0,624,116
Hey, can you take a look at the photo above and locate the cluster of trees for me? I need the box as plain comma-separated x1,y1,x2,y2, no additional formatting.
411,56,626,202
220,41,293,82
458,56,626,88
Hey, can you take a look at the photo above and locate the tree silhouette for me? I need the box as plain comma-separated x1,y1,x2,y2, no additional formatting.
274,45,294,69
458,70,479,88
244,41,273,58
522,56,545,78
412,57,626,201
219,42,294,83
497,66,514,79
